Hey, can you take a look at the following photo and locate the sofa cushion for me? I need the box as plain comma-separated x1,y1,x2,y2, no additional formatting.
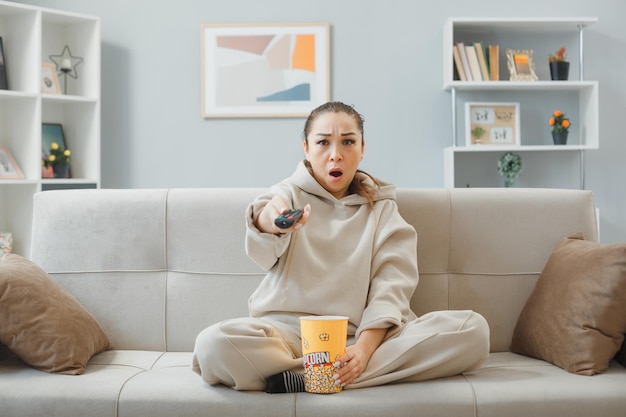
0,254,110,374
510,233,626,375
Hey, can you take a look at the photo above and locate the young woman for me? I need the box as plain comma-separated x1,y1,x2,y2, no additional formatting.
192,101,490,392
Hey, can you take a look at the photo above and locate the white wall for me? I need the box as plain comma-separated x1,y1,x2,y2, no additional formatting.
13,0,626,243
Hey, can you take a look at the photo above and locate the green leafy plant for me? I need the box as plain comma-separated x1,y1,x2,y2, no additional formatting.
471,126,486,140
43,142,71,168
498,152,522,187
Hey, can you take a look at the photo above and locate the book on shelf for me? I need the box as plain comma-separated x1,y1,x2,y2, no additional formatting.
474,41,490,81
465,45,483,81
0,37,8,90
452,44,467,81
489,44,499,81
455,42,473,81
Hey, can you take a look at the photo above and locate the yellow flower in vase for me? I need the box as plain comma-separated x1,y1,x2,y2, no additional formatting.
43,141,71,178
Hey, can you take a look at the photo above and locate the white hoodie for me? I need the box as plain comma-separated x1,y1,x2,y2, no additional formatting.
246,161,418,339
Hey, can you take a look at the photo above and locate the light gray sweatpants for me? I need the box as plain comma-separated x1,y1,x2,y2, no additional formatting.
192,310,490,391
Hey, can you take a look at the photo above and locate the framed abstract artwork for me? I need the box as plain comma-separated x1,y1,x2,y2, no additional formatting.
201,23,330,118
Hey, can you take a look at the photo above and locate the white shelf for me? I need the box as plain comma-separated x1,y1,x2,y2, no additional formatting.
446,144,597,152
0,0,100,256
443,17,598,190
0,90,38,100
40,178,99,185
446,17,597,30
443,147,587,189
444,80,597,91
42,94,98,103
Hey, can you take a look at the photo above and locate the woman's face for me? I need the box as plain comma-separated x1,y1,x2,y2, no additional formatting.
304,112,364,199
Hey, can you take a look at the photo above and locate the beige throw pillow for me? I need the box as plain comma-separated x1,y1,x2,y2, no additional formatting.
0,254,110,374
510,233,626,375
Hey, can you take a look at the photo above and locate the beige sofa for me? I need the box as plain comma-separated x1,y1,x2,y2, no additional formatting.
1,187,625,417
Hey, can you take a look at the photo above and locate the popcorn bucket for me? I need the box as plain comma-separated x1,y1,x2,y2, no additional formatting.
300,315,348,394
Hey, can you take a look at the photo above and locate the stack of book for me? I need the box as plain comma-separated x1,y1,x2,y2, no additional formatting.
453,41,499,81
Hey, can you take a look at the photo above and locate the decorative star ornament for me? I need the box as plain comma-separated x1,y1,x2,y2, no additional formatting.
49,45,83,79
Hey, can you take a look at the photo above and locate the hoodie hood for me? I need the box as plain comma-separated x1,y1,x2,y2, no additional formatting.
289,160,396,206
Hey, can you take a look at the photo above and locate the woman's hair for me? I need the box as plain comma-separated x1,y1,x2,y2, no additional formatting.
303,101,381,206
303,101,364,140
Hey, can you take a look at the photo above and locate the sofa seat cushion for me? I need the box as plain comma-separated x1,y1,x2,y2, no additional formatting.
0,350,202,417
510,233,626,375
118,363,296,417
0,357,143,417
3,350,626,417
296,375,476,417
94,351,297,417
466,352,626,417
0,254,110,374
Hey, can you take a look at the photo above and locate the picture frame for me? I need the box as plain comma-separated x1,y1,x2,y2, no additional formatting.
0,36,8,90
0,146,24,179
42,123,71,178
465,102,521,146
41,62,61,94
506,49,538,81
201,22,330,118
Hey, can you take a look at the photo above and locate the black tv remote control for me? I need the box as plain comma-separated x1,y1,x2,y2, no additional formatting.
274,209,303,229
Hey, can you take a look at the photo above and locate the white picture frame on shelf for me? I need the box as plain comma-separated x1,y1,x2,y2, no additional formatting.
41,62,61,94
465,102,520,146
506,49,538,82
0,146,24,179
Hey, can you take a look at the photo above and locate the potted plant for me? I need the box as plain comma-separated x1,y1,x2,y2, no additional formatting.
549,110,570,145
497,152,523,187
549,47,569,80
471,126,486,144
43,141,71,178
